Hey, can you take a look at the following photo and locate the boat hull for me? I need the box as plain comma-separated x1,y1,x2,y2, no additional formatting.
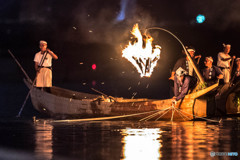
28,92,205,121
24,79,216,120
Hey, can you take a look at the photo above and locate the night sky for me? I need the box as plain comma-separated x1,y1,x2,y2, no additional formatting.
1,0,240,106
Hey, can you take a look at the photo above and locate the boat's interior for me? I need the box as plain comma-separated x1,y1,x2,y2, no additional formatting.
49,86,100,100
24,78,100,100
49,86,151,102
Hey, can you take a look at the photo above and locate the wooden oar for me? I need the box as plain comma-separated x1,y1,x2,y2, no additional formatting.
8,50,32,83
16,51,48,117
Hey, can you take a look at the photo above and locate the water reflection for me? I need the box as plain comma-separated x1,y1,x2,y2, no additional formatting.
121,128,162,160
0,119,238,160
34,121,53,160
171,122,220,160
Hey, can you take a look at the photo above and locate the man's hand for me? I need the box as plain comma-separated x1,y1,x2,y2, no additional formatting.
217,74,223,79
169,72,175,80
169,76,174,80
195,55,202,59
172,97,177,105
46,48,52,54
46,48,58,60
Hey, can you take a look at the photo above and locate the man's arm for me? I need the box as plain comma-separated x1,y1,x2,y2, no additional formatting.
221,56,236,61
221,57,232,61
169,71,175,80
35,62,39,73
194,55,201,64
169,58,184,80
47,49,58,60
194,55,201,59
219,53,233,61
172,58,183,72
215,66,223,79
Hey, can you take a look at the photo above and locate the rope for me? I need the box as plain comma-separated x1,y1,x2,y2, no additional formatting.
174,107,220,123
171,105,176,121
139,107,170,121
144,111,165,121
174,107,191,121
50,101,219,123
52,110,160,123
155,108,171,121
175,109,187,121
51,106,219,123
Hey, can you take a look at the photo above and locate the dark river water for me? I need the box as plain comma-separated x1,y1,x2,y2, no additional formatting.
0,118,239,160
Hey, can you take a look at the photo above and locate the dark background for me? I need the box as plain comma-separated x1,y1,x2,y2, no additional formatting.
1,0,240,117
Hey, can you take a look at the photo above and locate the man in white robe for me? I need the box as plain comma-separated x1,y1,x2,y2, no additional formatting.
34,40,58,89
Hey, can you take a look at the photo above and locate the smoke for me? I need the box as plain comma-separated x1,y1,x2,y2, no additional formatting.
116,0,128,22
19,1,52,23
69,0,156,49
185,0,240,30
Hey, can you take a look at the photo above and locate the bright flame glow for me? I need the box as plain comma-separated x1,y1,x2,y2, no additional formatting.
121,128,162,160
122,24,161,77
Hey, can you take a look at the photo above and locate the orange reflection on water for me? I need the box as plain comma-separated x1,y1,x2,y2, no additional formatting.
171,122,220,160
34,121,53,160
121,128,162,160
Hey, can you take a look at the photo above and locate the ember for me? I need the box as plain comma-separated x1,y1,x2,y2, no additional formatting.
122,24,161,77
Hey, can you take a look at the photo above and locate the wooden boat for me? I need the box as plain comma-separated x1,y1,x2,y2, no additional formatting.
24,49,240,121
17,49,240,121
24,79,227,121
24,44,234,121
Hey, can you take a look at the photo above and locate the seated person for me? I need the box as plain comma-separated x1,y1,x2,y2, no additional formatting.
231,58,240,85
173,67,197,101
202,57,223,86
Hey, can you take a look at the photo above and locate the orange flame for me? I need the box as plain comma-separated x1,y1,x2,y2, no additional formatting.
122,24,161,77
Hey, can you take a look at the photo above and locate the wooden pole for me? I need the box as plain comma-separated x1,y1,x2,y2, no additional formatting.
145,27,205,85
184,48,205,84
16,51,48,117
8,50,32,83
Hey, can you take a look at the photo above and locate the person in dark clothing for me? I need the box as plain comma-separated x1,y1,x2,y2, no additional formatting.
202,57,223,86
231,58,240,85
169,46,200,98
169,46,201,80
173,67,197,101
